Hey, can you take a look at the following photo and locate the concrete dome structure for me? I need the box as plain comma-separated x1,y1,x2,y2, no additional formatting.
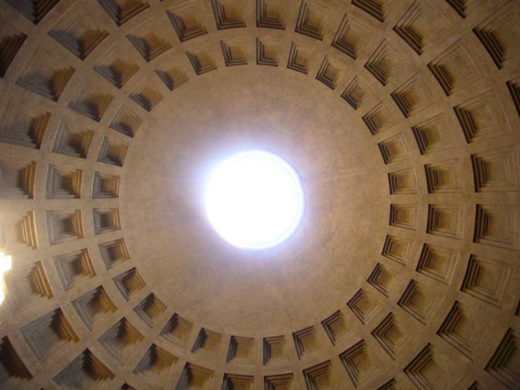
0,0,519,389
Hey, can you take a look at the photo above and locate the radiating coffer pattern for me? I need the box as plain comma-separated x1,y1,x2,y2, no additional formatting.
0,0,518,389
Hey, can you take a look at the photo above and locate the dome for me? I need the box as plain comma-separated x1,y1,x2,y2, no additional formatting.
0,0,519,389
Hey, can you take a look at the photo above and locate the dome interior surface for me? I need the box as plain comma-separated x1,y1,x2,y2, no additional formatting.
0,0,518,389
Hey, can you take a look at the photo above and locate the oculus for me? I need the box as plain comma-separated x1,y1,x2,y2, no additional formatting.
205,151,304,250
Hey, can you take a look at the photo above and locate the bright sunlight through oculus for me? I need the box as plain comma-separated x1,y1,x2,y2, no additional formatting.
205,151,304,250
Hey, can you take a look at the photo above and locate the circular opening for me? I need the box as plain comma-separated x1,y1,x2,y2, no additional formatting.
204,150,305,250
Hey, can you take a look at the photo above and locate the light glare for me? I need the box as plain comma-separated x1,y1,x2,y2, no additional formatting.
0,252,12,305
205,151,304,249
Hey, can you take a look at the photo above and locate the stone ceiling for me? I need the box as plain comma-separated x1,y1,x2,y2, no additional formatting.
0,0,519,389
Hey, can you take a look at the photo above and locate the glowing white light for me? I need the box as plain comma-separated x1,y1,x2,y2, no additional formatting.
205,151,304,250
0,252,12,305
